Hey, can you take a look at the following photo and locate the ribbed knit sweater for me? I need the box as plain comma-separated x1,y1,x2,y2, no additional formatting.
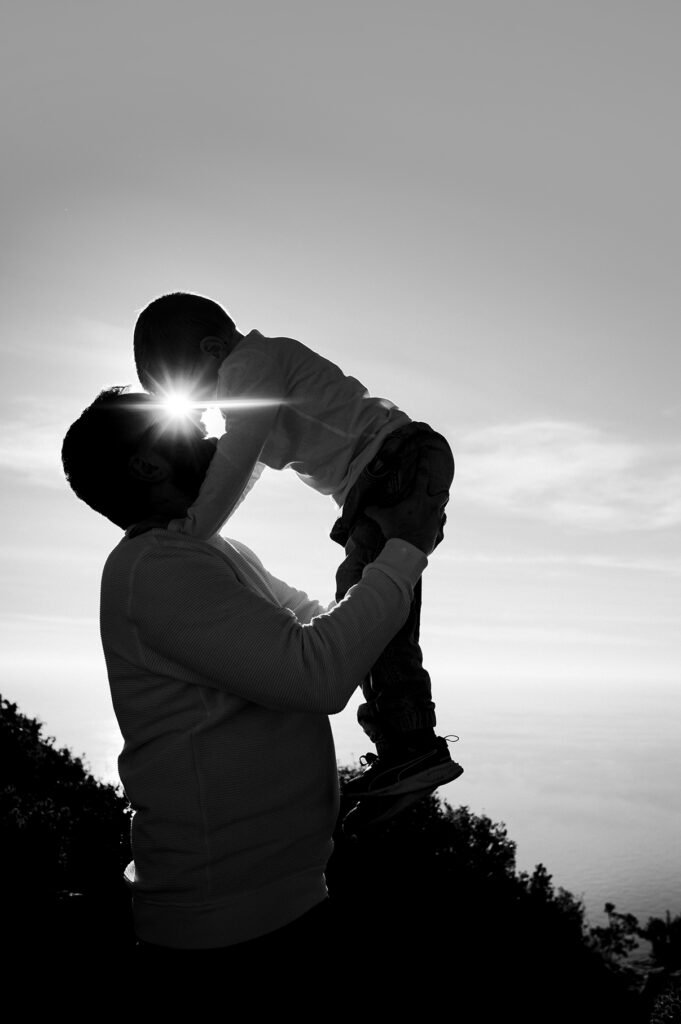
99,528,426,948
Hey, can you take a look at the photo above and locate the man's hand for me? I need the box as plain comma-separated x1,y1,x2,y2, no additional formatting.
364,463,449,556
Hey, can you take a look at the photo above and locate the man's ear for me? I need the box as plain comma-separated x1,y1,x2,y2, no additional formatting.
128,453,168,484
200,335,230,360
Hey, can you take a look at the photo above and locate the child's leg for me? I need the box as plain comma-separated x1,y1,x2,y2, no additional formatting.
333,513,386,720
334,513,385,604
346,425,457,790
356,575,437,754
362,424,453,742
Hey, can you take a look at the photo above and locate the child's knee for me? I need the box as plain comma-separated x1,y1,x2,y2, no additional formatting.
422,433,455,490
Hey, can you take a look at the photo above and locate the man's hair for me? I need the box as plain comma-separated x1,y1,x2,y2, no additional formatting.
134,292,236,393
61,387,160,529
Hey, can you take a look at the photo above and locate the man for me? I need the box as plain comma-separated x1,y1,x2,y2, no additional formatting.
61,386,444,990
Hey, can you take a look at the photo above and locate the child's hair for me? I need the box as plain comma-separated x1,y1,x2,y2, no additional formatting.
134,292,236,393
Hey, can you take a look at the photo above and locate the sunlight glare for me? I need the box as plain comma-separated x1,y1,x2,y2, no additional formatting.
162,392,194,419
201,406,225,438
152,394,281,437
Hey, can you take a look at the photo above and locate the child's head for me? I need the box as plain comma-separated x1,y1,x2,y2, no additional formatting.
134,292,237,397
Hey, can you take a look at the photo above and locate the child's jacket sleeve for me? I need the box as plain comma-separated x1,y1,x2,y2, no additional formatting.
171,441,268,539
169,337,281,539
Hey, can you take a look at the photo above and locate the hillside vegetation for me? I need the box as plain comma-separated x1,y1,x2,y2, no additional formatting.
2,694,678,1020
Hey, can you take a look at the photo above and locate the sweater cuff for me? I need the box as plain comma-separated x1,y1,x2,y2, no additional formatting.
362,537,428,590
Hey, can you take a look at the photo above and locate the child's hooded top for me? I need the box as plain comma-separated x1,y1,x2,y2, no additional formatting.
175,331,411,539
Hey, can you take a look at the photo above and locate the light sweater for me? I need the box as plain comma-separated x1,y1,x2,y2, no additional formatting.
176,330,411,538
100,528,426,948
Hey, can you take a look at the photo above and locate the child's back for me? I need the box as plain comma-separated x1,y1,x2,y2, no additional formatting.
215,329,411,506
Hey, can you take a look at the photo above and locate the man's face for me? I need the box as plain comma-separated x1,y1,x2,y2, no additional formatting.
149,416,217,501
130,399,218,504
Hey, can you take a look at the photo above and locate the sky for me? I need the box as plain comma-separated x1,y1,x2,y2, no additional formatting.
1,3,680,899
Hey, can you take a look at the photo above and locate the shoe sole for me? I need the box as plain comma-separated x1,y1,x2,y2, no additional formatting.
343,786,438,836
346,760,464,798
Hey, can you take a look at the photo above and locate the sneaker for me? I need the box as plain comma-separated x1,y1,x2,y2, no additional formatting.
342,785,437,837
342,735,463,798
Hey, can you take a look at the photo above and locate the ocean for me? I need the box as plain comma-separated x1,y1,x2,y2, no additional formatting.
331,676,681,931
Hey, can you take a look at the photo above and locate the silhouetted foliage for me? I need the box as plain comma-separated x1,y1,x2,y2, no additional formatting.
1,694,134,976
328,766,648,1021
590,901,646,967
648,974,681,1024
2,696,677,1019
643,912,681,973
585,902,681,1020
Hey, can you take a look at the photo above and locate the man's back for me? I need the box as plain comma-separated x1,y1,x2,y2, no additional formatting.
101,529,337,948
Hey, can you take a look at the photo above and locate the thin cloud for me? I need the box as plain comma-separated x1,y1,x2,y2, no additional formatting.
444,551,681,576
0,406,70,488
2,316,137,373
0,613,99,628
0,380,142,488
424,621,641,647
457,421,681,531
0,427,64,486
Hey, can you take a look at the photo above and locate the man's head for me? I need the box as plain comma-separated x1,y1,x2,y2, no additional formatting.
61,387,217,529
134,292,239,398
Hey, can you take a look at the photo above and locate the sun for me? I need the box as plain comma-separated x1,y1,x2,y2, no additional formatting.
153,391,281,436
161,391,194,419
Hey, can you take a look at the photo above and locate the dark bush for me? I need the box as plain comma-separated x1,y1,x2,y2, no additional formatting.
1,695,134,973
0,696,668,1018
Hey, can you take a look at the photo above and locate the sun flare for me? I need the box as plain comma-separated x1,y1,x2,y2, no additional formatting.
161,392,194,419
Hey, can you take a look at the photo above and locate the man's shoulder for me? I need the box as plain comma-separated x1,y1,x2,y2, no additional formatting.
102,529,239,581
100,532,249,632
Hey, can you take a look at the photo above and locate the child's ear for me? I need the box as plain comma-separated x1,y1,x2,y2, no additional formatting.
200,336,229,360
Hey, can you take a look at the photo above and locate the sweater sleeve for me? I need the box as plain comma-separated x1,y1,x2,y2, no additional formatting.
132,538,426,714
226,538,332,623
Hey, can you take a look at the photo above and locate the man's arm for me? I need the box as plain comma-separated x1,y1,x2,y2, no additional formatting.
131,537,426,715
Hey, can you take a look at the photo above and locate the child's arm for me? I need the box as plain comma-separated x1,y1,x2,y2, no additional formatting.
224,459,266,517
171,404,278,538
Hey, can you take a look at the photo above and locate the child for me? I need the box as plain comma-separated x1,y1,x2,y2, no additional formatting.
134,292,463,829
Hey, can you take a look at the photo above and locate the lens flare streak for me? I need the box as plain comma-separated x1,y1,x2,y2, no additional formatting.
143,395,283,419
